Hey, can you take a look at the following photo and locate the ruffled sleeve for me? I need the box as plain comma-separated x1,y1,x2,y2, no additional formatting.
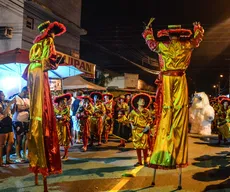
190,24,204,48
142,28,159,52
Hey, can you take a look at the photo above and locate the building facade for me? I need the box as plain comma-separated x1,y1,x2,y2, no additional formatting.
0,0,86,57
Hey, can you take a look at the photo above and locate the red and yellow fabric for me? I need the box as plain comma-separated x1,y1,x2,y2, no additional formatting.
129,108,152,149
54,106,71,147
76,103,94,138
104,100,113,133
142,23,204,169
27,37,61,176
90,101,106,136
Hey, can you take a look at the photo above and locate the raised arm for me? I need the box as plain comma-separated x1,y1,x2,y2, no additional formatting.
190,22,204,48
142,27,159,52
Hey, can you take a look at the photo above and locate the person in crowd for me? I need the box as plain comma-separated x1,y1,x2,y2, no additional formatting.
129,93,152,167
90,92,105,146
12,86,30,162
76,95,93,152
54,93,72,160
217,98,230,144
116,95,129,147
103,92,114,143
71,90,83,144
0,90,16,166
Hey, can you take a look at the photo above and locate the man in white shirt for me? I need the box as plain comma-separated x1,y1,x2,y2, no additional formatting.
12,86,30,162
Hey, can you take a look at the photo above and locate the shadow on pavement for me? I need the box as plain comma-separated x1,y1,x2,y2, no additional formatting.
63,156,137,165
23,165,134,182
192,152,230,184
203,178,230,192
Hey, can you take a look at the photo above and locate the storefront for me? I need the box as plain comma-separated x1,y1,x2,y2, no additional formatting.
0,48,96,98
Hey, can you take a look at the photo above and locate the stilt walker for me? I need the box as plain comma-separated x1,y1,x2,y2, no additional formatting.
142,18,204,190
22,21,66,192
54,93,72,160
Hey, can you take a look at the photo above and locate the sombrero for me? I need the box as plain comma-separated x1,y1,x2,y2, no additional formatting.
79,95,92,103
90,92,102,100
131,93,152,110
157,25,192,38
119,95,126,100
103,92,113,101
54,93,71,103
33,21,66,43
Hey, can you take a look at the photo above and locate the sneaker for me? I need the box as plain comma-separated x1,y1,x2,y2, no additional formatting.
61,156,68,161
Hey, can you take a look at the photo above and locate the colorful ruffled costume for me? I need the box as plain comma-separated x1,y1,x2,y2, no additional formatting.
142,21,204,169
25,21,66,176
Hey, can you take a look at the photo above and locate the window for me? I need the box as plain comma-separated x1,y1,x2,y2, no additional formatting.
26,16,34,30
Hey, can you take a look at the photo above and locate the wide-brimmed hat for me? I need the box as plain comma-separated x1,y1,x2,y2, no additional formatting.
33,21,66,43
131,93,152,110
157,25,192,38
79,94,92,102
54,93,71,103
90,92,102,100
103,92,113,101
119,95,126,100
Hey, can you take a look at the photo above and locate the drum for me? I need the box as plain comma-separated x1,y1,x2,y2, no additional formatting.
112,120,132,141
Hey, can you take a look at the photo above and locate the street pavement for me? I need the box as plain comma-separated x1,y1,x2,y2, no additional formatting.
0,134,230,192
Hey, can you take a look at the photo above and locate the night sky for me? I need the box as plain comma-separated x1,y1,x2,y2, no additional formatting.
80,0,230,96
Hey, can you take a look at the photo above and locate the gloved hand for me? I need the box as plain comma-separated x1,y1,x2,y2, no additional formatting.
143,125,150,134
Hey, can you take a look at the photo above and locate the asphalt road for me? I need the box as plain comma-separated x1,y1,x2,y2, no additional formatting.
0,134,229,192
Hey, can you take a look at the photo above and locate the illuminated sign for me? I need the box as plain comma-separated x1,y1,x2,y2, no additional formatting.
56,51,96,78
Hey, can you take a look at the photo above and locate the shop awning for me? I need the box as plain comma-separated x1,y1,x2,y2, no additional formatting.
0,48,83,78
63,75,106,91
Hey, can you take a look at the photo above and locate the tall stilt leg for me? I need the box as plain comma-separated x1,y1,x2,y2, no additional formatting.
43,175,48,192
177,168,182,190
151,169,156,186
35,173,38,185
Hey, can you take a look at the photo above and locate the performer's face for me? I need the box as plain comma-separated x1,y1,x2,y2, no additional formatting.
94,95,98,102
170,35,179,40
83,99,89,106
59,100,65,107
137,98,145,107
104,95,109,101
223,101,228,108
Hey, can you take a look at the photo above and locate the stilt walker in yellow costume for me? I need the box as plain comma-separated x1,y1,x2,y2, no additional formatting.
22,20,66,192
142,18,204,190
54,93,72,160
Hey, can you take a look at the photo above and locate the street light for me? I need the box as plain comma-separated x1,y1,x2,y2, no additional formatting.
213,85,218,96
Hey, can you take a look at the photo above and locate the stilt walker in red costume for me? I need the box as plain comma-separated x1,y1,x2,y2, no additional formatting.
22,20,66,192
54,93,72,160
142,18,204,190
